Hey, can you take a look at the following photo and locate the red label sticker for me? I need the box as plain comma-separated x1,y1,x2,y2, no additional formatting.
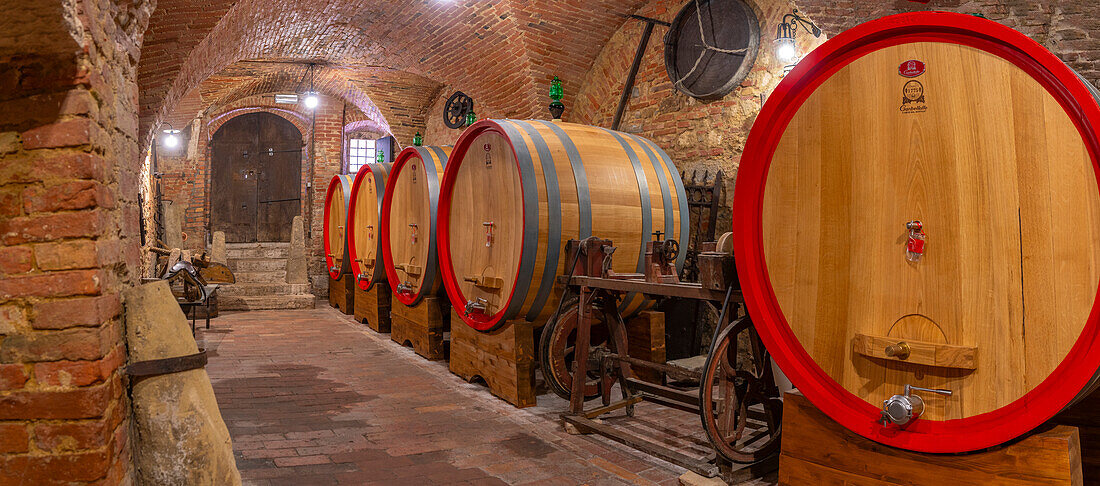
899,60,926,78
484,143,492,152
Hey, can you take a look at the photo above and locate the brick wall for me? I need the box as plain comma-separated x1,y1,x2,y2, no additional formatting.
795,0,1100,88
571,0,823,237
0,0,152,483
148,94,378,296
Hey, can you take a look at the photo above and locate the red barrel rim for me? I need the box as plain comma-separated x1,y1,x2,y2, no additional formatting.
438,120,527,331
733,11,1100,452
381,148,434,306
322,175,344,281
347,165,381,291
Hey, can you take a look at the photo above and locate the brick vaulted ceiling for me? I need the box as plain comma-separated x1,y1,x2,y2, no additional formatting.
139,0,651,144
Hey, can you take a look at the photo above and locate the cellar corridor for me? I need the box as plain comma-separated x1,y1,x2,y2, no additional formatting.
200,304,700,486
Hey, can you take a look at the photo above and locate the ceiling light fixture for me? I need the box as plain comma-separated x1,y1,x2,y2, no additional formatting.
303,64,319,110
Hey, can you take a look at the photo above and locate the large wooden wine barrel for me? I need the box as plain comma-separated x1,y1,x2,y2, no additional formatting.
733,12,1100,453
347,163,392,291
438,120,689,332
323,174,354,280
380,146,452,306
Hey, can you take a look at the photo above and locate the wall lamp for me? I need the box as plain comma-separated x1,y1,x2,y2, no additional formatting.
161,123,181,148
775,10,821,68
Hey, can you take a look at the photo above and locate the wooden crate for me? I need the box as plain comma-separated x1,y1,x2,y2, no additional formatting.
625,310,665,384
353,282,391,333
449,311,536,408
780,391,1083,485
328,274,355,315
390,296,448,360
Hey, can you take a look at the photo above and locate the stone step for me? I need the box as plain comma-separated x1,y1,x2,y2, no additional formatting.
233,270,287,283
219,294,316,311
217,283,312,297
229,258,287,273
226,246,290,260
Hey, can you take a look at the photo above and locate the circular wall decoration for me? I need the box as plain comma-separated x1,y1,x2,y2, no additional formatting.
664,0,760,101
443,91,474,129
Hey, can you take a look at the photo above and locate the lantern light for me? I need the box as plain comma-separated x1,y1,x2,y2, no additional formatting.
775,10,821,70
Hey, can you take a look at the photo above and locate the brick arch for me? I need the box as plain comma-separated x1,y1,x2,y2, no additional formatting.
206,106,313,143
140,0,667,147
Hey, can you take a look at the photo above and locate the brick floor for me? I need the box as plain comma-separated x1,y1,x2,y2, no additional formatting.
199,304,703,485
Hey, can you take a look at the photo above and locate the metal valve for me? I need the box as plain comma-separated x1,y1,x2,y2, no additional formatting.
483,221,494,247
465,298,489,316
409,223,419,243
881,384,952,426
395,281,414,295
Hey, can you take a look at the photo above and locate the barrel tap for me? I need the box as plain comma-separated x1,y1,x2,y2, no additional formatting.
465,298,489,316
881,384,952,427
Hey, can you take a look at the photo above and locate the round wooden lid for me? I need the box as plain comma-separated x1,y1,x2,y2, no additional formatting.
733,12,1100,452
381,147,451,305
441,129,525,323
348,164,387,291
323,175,351,280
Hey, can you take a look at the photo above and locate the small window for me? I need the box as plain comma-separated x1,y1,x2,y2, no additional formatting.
347,138,377,174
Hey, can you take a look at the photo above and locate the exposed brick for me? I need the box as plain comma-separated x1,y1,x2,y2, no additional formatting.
0,245,33,275
0,450,111,483
0,424,29,454
0,305,27,334
0,187,20,218
0,364,28,391
32,294,120,330
0,152,109,184
34,420,109,453
34,346,124,387
33,239,98,271
0,209,108,245
20,118,93,150
0,269,103,299
0,322,118,363
23,180,114,213
0,378,113,420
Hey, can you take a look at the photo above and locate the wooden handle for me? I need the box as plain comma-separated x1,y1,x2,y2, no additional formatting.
853,333,976,370
396,263,423,276
463,275,504,290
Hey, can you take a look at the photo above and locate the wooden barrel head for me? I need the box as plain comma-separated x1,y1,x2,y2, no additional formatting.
734,12,1100,452
348,163,390,291
323,175,353,280
444,131,524,320
381,147,451,306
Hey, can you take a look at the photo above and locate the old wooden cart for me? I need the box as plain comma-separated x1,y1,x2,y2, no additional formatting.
540,235,783,479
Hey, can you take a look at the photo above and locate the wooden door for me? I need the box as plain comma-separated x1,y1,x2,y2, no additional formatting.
211,113,302,243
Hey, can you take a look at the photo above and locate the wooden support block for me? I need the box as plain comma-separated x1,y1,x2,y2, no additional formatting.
780,390,1083,485
626,310,665,385
449,311,536,408
1054,389,1100,483
353,282,391,333
852,332,977,370
391,296,448,360
327,274,355,315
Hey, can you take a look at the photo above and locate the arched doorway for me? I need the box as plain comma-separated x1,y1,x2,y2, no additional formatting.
210,112,303,242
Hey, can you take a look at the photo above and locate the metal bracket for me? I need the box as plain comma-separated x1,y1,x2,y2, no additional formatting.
125,350,208,378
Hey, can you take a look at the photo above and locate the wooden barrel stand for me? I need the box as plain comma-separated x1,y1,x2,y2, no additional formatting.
391,296,448,360
449,311,537,408
780,391,1085,485
328,274,354,314
354,282,391,333
625,311,665,385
